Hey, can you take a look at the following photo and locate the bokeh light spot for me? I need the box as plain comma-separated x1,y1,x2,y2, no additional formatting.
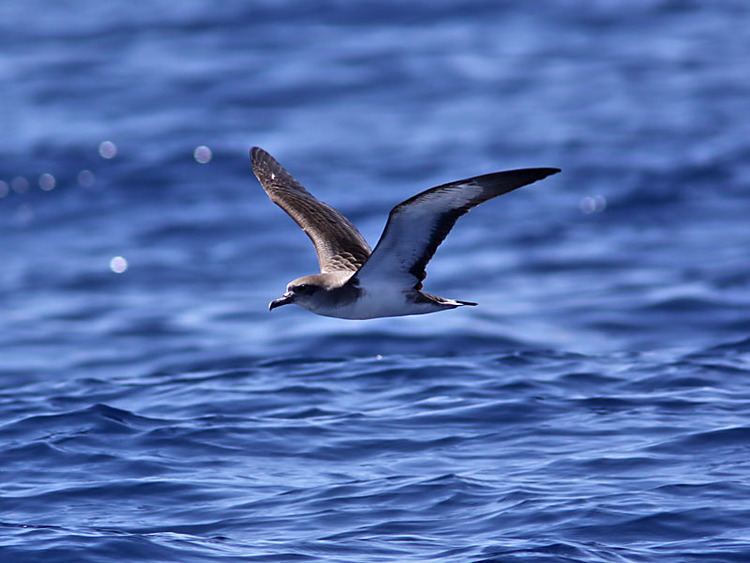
39,173,56,191
579,195,607,214
99,140,118,159
193,145,212,164
11,176,30,194
78,170,96,188
110,256,128,274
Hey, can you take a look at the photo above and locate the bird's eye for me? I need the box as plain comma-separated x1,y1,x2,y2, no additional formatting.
295,284,313,295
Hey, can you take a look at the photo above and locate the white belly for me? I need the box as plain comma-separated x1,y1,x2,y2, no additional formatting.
310,288,447,320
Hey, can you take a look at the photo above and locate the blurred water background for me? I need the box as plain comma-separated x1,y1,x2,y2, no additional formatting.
2,1,750,561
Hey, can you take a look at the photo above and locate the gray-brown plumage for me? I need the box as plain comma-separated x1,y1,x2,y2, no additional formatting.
251,147,370,273
250,147,560,319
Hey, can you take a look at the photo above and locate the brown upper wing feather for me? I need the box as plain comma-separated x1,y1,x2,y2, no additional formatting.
251,147,371,273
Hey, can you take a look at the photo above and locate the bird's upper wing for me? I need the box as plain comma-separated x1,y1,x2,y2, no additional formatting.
251,147,371,273
351,167,560,289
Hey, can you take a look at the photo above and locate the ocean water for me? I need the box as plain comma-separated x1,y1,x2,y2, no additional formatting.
2,1,750,561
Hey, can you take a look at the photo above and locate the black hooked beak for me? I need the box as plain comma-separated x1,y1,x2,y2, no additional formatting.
268,291,294,311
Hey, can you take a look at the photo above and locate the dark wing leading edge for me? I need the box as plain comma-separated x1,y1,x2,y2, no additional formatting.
251,147,371,273
352,167,560,289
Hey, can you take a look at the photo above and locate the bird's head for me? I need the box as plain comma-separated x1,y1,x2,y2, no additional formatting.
268,275,326,311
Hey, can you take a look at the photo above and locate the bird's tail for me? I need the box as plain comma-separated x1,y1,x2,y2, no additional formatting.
419,292,478,308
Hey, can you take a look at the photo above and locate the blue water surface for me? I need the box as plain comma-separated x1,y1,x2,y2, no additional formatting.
2,1,750,561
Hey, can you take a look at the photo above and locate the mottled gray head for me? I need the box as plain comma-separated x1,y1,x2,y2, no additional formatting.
268,272,355,312
268,274,329,311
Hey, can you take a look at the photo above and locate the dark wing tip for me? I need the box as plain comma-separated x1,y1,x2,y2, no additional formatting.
520,167,561,181
455,166,560,201
250,147,295,187
472,166,561,194
250,146,272,169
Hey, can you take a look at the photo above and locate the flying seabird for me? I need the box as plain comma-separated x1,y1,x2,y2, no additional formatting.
251,147,559,320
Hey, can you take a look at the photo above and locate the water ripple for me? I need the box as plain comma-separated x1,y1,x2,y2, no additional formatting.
3,0,750,560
